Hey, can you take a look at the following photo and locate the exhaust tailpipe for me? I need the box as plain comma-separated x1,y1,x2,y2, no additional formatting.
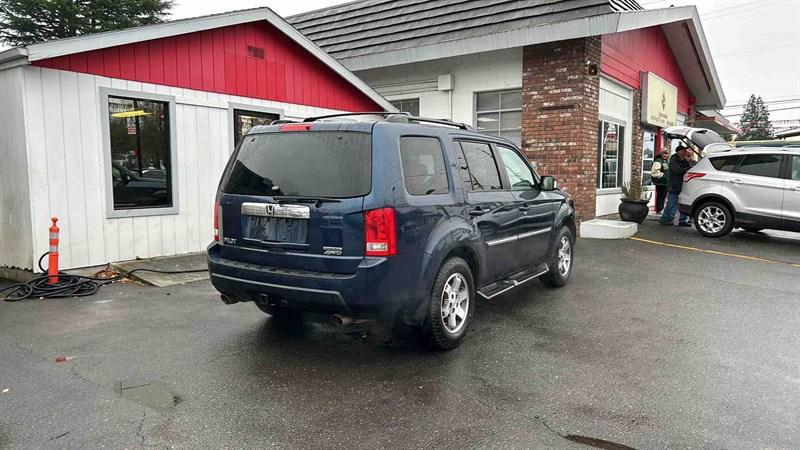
220,294,239,305
332,314,354,326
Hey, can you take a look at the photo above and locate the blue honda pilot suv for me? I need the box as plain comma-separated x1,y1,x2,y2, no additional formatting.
207,113,576,349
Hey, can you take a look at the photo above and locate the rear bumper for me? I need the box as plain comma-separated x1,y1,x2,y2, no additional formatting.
207,243,425,320
678,203,693,216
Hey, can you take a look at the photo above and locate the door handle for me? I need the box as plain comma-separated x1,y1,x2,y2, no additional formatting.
469,208,486,217
793,186,800,192
518,206,530,212
729,179,744,185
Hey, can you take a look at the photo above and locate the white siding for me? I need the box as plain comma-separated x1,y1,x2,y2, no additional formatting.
22,66,343,271
356,48,523,124
0,67,34,270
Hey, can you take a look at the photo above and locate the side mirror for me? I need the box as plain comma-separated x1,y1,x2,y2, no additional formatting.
541,176,557,191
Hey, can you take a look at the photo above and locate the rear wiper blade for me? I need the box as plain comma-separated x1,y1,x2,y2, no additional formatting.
273,196,342,206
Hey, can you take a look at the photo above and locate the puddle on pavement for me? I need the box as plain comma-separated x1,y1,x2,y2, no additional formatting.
117,380,179,412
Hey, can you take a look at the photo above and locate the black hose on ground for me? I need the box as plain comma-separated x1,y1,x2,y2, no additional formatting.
0,253,207,302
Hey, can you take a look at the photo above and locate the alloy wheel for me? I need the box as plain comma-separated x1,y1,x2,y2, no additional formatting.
697,205,727,234
441,273,469,334
557,236,572,277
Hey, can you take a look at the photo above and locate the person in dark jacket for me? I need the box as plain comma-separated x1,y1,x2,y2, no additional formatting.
650,150,670,213
659,145,692,226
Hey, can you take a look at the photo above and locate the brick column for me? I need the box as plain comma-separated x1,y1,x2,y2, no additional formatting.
630,89,644,188
522,37,601,222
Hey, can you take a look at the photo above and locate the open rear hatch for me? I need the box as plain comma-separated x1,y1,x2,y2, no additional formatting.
216,129,372,275
663,126,732,154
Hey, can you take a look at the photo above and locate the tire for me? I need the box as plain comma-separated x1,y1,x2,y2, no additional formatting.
541,226,574,288
742,227,763,233
694,201,734,238
426,257,475,350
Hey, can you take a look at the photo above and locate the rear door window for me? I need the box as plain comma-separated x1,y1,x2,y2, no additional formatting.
791,156,800,181
223,132,371,198
734,154,782,178
459,141,503,191
399,137,449,195
709,155,741,172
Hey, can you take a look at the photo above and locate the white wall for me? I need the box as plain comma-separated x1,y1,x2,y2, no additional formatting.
0,67,34,270
20,66,343,271
356,48,522,125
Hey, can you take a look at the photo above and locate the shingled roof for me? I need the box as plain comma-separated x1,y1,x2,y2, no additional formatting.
288,0,643,63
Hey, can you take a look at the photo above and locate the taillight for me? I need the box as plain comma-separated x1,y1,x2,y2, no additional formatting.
684,172,706,182
213,201,220,241
364,208,397,256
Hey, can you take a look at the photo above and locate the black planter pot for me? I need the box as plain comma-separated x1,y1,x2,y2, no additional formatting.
618,199,649,224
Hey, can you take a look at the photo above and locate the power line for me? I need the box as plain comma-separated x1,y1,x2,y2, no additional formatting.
724,105,800,117
703,0,777,20
723,98,800,109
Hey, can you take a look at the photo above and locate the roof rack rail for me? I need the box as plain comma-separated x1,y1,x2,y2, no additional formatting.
302,112,476,132
407,116,476,131
303,112,410,122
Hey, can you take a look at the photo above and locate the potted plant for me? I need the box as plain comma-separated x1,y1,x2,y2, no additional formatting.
619,183,652,224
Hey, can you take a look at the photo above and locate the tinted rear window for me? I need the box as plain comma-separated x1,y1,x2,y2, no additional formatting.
459,141,502,191
734,154,782,178
709,155,740,172
222,132,371,198
400,136,449,195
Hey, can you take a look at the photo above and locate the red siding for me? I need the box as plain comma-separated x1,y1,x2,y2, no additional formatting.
601,27,691,114
32,21,380,111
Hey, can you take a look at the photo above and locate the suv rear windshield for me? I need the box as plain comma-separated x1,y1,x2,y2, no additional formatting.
222,132,371,198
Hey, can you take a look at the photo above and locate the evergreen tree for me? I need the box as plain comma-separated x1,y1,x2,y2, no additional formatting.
738,94,774,141
0,0,173,47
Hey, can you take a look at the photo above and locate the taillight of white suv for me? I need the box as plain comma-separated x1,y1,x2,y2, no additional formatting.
684,172,706,182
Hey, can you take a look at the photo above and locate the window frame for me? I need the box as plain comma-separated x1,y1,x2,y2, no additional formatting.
732,153,784,179
597,119,626,189
100,88,179,219
227,102,283,153
642,129,657,186
495,143,539,191
398,135,451,196
473,88,522,147
453,138,509,194
789,155,800,181
390,98,420,116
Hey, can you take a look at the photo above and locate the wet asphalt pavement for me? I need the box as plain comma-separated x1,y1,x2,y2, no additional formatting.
1,222,798,449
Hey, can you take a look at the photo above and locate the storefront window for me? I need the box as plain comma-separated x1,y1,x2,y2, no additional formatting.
598,121,624,189
642,130,656,185
476,89,522,147
233,109,279,147
107,95,172,210
391,99,420,116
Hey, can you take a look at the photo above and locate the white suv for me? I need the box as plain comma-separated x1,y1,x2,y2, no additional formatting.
676,142,800,237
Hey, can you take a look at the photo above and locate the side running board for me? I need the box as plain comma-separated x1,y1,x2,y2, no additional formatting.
477,263,549,300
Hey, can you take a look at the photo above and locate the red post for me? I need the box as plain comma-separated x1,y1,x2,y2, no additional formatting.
48,217,60,284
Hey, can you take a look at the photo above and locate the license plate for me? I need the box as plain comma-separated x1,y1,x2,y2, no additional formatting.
242,203,309,244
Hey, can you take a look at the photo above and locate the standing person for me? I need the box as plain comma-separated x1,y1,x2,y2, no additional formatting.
659,145,692,226
650,150,669,213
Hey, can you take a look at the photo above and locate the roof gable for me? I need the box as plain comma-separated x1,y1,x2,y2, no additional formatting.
1,8,393,111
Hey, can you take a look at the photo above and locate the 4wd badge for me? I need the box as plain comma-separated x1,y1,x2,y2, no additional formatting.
323,246,343,256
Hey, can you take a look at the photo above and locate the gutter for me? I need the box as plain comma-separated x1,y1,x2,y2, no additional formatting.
0,48,29,71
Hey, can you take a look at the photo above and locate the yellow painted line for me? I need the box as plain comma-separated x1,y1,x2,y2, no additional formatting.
629,237,800,268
